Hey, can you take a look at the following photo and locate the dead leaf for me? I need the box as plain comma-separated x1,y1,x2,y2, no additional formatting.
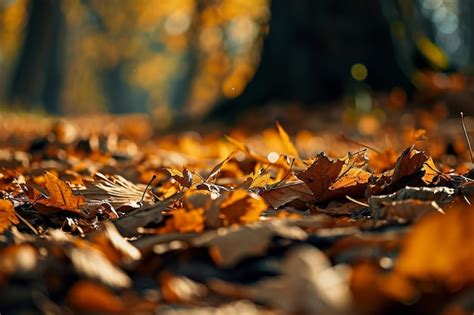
209,246,352,314
368,146,430,195
160,272,207,303
79,172,154,210
276,122,299,158
169,208,205,234
261,181,315,209
68,238,132,288
67,280,125,313
396,203,474,289
0,199,19,233
373,199,445,222
193,220,307,268
219,190,267,225
296,153,370,203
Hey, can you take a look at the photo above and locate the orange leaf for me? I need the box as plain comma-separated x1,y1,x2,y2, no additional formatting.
172,208,205,233
220,190,267,225
67,281,125,313
396,203,474,289
276,122,299,158
34,171,84,214
0,199,19,233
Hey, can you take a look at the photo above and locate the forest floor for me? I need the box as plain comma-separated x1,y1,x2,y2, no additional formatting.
0,86,474,314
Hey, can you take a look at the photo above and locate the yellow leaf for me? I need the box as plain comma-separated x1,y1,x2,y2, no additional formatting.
276,122,299,158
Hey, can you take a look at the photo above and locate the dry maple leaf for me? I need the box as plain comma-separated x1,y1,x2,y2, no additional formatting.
220,190,268,225
0,199,19,233
33,171,84,214
296,153,370,203
367,146,432,195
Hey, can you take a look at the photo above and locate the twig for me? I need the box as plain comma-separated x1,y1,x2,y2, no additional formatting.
140,174,156,204
346,195,369,207
460,112,474,163
340,134,383,155
16,212,39,235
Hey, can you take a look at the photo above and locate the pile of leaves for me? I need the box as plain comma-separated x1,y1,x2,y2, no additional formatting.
0,110,474,315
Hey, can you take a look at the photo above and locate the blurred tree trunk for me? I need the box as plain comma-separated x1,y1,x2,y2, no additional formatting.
209,0,409,120
8,0,65,113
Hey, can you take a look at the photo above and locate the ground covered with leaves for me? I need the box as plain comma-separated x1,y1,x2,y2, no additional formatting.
0,101,474,314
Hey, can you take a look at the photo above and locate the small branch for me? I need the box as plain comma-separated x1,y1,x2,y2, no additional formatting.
340,134,383,155
460,112,474,163
140,174,156,204
346,195,369,207
16,212,39,235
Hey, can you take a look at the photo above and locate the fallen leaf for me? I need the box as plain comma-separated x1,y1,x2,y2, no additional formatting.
0,199,19,233
79,172,153,210
219,190,267,225
68,239,132,288
67,280,125,313
209,246,352,314
368,146,429,195
171,208,205,233
32,171,84,214
372,199,445,222
396,203,474,289
260,181,315,209
276,122,299,158
193,220,307,268
160,272,207,303
296,153,370,203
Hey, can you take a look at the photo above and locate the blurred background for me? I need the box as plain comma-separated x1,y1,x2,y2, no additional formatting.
0,0,473,127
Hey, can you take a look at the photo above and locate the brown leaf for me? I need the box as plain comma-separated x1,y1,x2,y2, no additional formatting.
29,172,84,214
0,199,19,233
193,220,307,268
368,146,429,195
296,153,369,203
261,181,315,209
372,199,445,222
